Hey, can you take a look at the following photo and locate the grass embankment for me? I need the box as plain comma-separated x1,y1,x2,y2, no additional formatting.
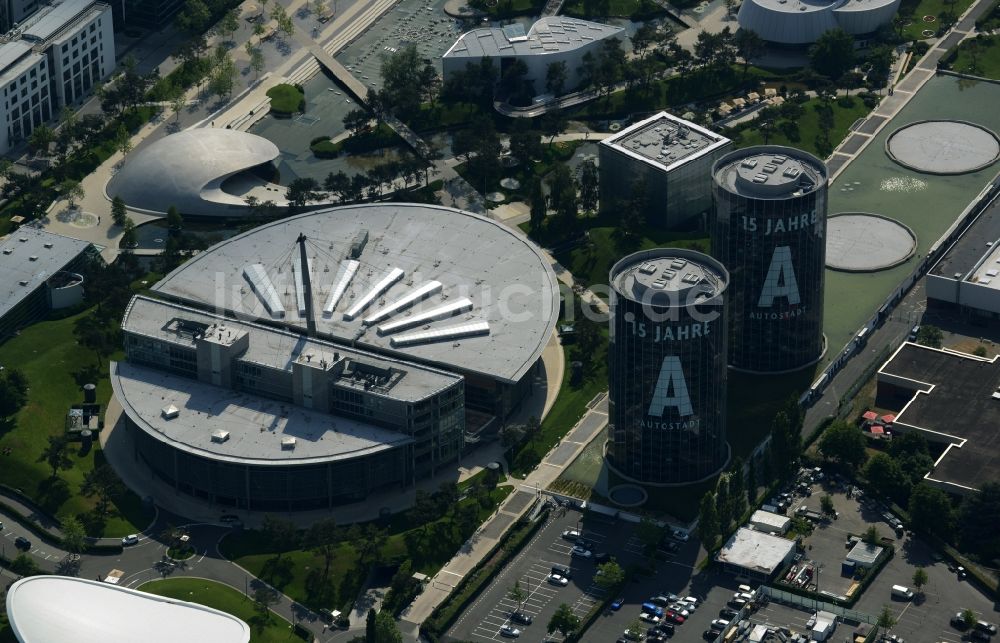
898,0,976,39
267,83,305,116
219,486,512,613
0,309,153,537
310,123,403,159
944,35,1000,79
732,95,871,158
138,578,296,643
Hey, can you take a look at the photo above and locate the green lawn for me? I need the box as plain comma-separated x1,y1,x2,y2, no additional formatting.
898,0,976,39
947,34,1000,79
266,84,305,116
138,578,296,643
732,96,871,159
0,309,153,537
219,487,512,612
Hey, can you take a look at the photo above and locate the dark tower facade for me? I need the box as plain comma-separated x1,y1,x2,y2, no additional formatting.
607,248,729,485
711,146,828,373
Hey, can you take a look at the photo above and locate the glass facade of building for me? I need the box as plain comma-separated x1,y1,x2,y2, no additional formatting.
607,248,729,485
711,146,828,373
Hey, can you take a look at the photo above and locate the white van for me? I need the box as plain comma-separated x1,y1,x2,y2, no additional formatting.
891,585,914,600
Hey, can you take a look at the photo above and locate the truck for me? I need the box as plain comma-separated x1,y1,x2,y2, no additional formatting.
891,585,914,600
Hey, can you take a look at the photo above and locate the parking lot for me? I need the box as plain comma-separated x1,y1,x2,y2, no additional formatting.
444,507,646,642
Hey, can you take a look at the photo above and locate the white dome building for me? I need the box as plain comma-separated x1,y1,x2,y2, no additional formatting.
737,0,902,45
106,129,287,217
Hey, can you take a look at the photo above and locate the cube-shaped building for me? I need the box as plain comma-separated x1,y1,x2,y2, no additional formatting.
599,112,732,230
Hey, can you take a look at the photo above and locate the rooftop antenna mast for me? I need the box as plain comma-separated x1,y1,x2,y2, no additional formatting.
297,233,317,337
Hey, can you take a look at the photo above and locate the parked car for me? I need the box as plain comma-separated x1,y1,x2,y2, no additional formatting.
660,541,680,554
561,529,581,541
547,573,569,586
640,612,661,624
219,514,240,523
570,546,592,558
719,608,738,620
710,619,731,631
953,613,972,630
680,596,699,609
594,551,611,563
121,534,139,546
653,623,675,636
970,630,991,642
576,538,595,550
672,529,690,542
14,536,30,550
664,610,685,624
510,611,532,625
610,597,624,611
669,604,690,618
551,565,571,579
499,625,521,638
976,621,999,636
702,630,718,641
649,596,672,608
729,597,748,609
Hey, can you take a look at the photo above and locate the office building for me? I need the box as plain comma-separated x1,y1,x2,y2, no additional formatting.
599,112,732,230
442,17,623,96
0,0,114,154
0,226,97,342
607,248,729,485
712,146,828,373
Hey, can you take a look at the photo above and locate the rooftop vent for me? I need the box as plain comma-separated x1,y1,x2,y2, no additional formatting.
651,279,667,289
753,173,768,183
661,269,677,280
783,167,801,178
162,405,180,420
2,248,11,255
682,272,701,284
18,237,27,242
741,158,758,169
29,255,37,261
18,279,29,286
671,259,688,269
762,164,778,174
281,437,297,450
43,242,53,249
638,262,657,275
771,155,788,164
211,429,230,443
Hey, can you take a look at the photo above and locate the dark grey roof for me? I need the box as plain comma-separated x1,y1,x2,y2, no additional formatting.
878,342,1000,493
930,192,1000,281
22,0,95,41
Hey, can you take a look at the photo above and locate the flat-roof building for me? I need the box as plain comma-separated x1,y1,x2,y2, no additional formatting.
442,17,623,96
716,527,796,580
112,203,560,510
926,190,1000,320
876,342,1000,495
0,0,115,154
0,226,97,342
599,112,733,230
5,576,251,643
845,540,884,567
750,509,791,534
738,0,902,44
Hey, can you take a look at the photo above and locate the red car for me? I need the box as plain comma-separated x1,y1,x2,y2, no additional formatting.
664,610,686,624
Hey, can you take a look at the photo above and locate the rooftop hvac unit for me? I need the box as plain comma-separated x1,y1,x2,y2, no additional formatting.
161,405,180,420
2,249,11,254
43,242,53,249
18,279,29,286
211,430,230,443
281,437,297,450
29,255,37,261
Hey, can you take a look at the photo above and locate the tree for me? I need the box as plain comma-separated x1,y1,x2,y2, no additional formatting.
547,603,580,637
166,206,183,231
366,608,377,641
508,581,527,611
716,475,733,533
111,195,128,227
734,29,765,80
957,482,1000,561
169,83,187,122
820,494,835,515
249,46,266,82
209,55,237,99
636,517,663,554
724,0,737,15
916,325,943,348
38,435,73,478
10,553,40,576
577,160,598,212
545,61,568,97
121,218,137,250
114,124,132,157
594,560,625,592
253,21,266,44
508,129,541,166
908,483,954,539
818,420,868,470
747,458,757,507
500,422,526,448
73,314,114,367
863,524,881,545
286,177,322,210
61,516,87,554
220,8,240,41
863,453,909,504
304,517,339,582
770,406,802,481
59,179,85,209
28,125,55,156
962,608,977,629
876,604,896,635
729,458,747,520
698,490,720,549
262,514,298,556
529,177,546,231
374,610,402,643
912,567,928,595
809,28,855,80
80,464,124,516
343,108,370,137
176,0,211,32
252,586,278,620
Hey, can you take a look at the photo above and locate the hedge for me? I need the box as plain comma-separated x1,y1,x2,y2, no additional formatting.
310,136,339,159
421,508,549,641
267,83,305,116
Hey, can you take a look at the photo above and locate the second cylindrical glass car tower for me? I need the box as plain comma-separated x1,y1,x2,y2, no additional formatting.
711,145,828,373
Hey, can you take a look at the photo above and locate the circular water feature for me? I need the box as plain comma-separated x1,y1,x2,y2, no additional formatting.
486,191,506,203
826,213,917,272
886,120,1000,175
608,484,648,507
500,177,521,190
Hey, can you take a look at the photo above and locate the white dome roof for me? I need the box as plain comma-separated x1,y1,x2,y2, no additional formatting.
737,0,901,44
107,129,281,216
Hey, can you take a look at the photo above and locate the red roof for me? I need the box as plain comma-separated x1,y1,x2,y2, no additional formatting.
881,414,896,423
870,425,885,435
862,411,878,421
